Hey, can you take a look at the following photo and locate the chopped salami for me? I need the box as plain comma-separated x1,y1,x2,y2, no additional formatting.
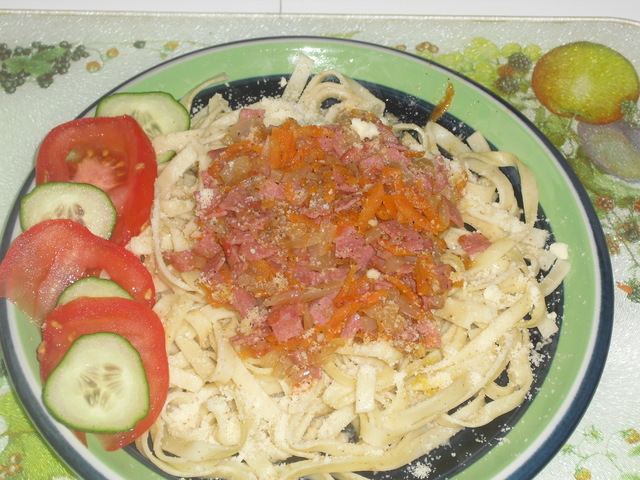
459,231,492,255
170,113,464,374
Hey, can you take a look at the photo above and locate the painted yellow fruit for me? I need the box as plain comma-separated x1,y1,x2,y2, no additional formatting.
531,41,640,125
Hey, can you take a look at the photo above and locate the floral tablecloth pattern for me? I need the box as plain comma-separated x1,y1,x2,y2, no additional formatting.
0,10,639,480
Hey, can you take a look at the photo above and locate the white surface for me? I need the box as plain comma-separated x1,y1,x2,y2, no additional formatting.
1,0,640,23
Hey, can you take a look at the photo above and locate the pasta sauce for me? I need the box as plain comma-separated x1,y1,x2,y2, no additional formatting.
165,110,464,384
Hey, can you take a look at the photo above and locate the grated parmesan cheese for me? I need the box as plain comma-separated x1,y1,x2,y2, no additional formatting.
350,117,379,140
549,241,569,260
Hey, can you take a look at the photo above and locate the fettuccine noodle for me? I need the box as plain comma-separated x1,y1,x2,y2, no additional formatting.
129,57,569,480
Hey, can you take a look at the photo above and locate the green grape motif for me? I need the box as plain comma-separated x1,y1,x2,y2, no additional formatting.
0,41,89,93
411,37,541,98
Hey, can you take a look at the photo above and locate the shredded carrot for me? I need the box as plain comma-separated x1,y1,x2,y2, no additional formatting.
393,192,433,232
385,275,420,304
404,190,448,233
381,165,403,179
375,194,397,221
334,165,358,187
333,264,375,309
415,252,439,297
225,139,262,156
287,212,319,229
336,277,370,306
322,178,337,203
325,289,388,336
357,180,385,228
454,176,468,196
245,260,278,293
377,238,416,256
200,282,232,310
283,181,298,204
390,174,449,234
333,264,358,307
429,81,455,122
268,119,299,169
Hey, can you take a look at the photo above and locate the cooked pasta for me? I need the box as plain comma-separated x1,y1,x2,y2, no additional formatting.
129,56,569,480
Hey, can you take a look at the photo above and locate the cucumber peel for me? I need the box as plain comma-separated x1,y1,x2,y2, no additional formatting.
156,150,177,165
20,182,116,239
43,332,150,433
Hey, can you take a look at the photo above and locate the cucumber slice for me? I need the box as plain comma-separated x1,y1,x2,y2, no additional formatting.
19,182,116,239
43,332,150,433
57,277,133,306
156,150,177,164
95,91,190,139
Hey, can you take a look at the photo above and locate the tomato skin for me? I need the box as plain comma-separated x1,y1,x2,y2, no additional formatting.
0,219,155,324
35,115,157,246
38,296,169,451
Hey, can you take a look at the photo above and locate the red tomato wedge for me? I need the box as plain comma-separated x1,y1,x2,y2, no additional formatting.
0,219,155,324
35,115,157,246
38,296,169,451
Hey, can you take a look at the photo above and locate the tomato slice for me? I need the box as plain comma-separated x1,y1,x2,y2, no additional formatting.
38,296,169,451
35,115,157,246
0,219,155,324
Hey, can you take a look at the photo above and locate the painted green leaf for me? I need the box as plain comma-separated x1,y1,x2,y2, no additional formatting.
567,148,640,208
31,46,67,62
533,106,572,147
4,57,53,76
0,392,76,479
621,474,640,480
